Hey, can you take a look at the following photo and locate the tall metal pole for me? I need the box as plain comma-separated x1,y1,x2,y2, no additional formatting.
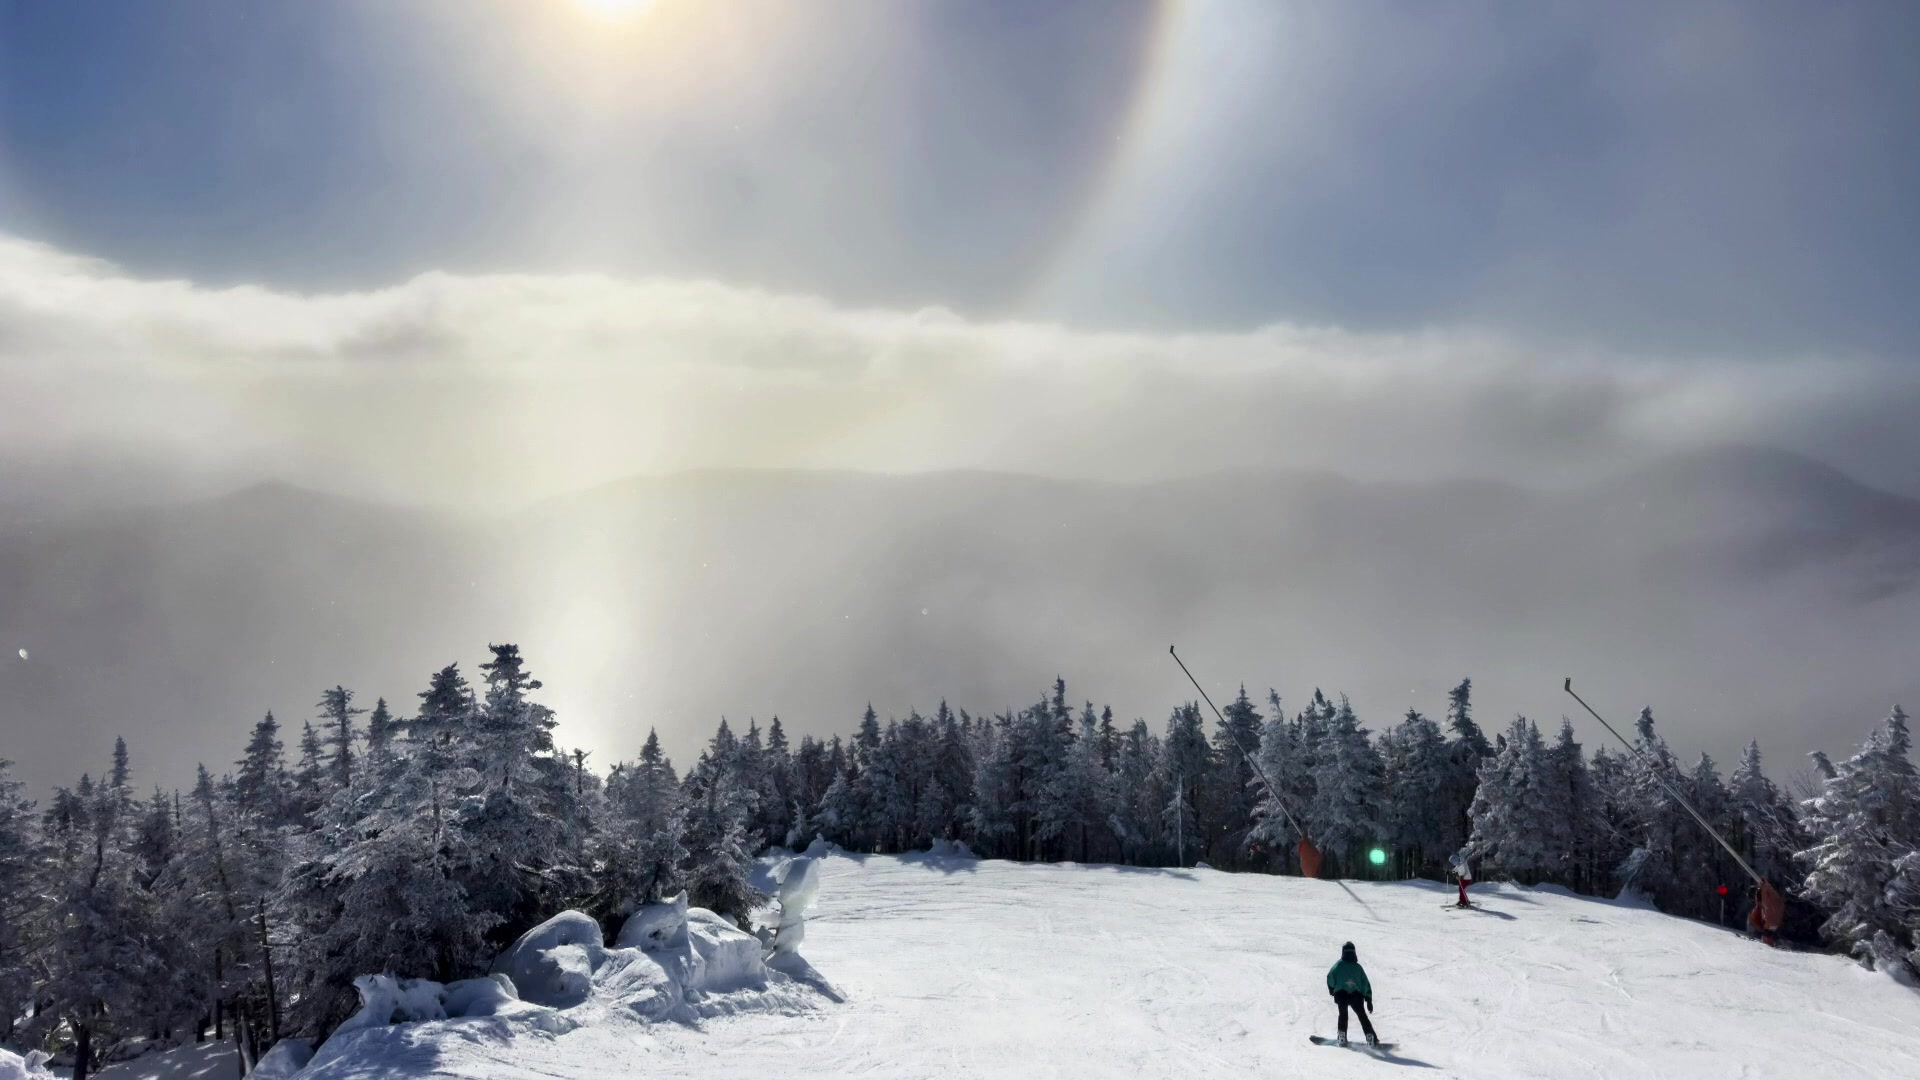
1563,678,1764,889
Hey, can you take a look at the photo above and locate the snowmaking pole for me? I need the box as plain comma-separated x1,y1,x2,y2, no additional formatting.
1169,646,1320,877
1563,677,1784,931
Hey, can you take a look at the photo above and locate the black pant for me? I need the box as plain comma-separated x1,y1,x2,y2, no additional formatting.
1333,990,1375,1038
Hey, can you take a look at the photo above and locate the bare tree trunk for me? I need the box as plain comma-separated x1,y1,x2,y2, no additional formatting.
234,995,253,1077
257,900,280,1043
213,948,225,1041
72,1020,92,1080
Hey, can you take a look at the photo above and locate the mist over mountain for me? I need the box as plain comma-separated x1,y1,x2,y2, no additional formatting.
3,445,1916,796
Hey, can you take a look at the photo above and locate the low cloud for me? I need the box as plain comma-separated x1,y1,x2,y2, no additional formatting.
3,232,1917,510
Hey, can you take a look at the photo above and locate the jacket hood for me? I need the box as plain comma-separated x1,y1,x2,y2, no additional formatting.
1341,942,1357,962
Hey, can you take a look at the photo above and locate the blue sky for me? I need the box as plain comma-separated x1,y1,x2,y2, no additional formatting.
3,0,1917,359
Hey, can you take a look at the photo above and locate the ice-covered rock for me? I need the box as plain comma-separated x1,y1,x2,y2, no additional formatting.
490,910,607,1009
0,1048,53,1080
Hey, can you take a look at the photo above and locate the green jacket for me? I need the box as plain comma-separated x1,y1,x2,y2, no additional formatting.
1327,959,1371,997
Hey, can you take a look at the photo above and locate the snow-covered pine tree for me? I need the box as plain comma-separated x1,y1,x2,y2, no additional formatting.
1798,706,1919,971
1013,692,1071,860
815,767,859,849
764,716,796,843
458,645,586,939
1728,740,1802,886
1467,717,1565,882
1442,678,1491,859
233,712,290,826
35,751,169,1080
1309,696,1384,875
1887,848,1920,977
181,764,256,1031
364,697,396,760
1105,719,1161,865
1546,719,1607,892
1097,706,1119,771
875,718,921,852
1250,693,1313,874
1681,754,1735,911
1293,692,1332,835
921,702,976,844
0,760,41,1045
595,728,689,918
316,686,366,792
1206,687,1263,869
293,721,326,816
1610,707,1683,904
791,735,830,820
1037,707,1115,862
1161,770,1201,867
1162,702,1212,861
681,729,765,927
1381,708,1451,877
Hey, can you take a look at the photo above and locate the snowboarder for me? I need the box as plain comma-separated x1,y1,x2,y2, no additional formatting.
1450,847,1473,908
1326,941,1378,1048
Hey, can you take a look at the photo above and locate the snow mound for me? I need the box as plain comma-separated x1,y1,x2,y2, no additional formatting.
309,969,581,1071
615,890,689,951
607,894,770,1005
332,974,449,1037
491,910,606,1009
303,894,832,1077
0,1048,53,1080
802,835,841,858
684,908,768,993
248,1039,313,1080
926,839,977,859
442,974,522,1017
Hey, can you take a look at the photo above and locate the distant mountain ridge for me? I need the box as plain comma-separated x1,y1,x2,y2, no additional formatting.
3,445,1917,796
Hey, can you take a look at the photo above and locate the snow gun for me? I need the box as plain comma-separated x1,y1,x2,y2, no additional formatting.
1168,646,1322,879
1564,678,1785,936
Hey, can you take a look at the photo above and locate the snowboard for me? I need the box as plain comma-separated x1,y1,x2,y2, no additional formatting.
1310,1035,1397,1052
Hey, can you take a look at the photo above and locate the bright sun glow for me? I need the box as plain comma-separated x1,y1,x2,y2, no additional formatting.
570,0,655,23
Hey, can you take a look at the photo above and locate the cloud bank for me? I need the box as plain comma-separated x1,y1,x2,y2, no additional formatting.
3,232,1917,513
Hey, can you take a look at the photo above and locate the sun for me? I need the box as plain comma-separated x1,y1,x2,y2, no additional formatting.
569,0,656,23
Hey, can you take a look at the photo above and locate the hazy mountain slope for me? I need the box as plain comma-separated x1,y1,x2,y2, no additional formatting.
3,448,1918,793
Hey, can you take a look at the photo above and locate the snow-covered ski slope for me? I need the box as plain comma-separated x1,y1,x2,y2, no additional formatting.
299,852,1920,1079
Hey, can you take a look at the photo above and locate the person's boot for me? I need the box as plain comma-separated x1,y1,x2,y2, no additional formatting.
1337,1032,1348,1047
1366,1032,1379,1048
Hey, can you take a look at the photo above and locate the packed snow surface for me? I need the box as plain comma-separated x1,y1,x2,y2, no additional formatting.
271,853,1920,1078
81,1039,236,1080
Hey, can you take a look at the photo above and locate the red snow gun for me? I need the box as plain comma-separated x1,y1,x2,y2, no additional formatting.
1297,837,1323,880
1169,646,1321,879
1565,678,1785,940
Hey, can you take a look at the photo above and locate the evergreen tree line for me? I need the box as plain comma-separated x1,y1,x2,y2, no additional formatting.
1,652,1916,1076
